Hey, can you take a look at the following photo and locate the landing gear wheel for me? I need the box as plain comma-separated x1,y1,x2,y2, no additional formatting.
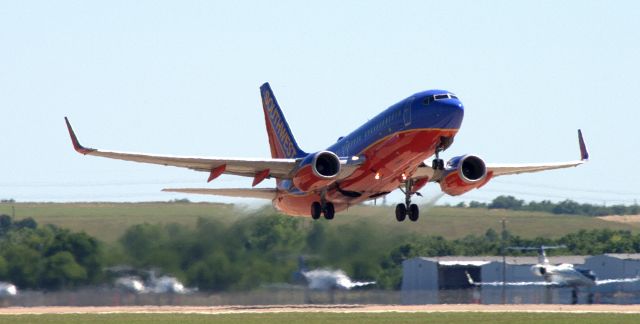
395,204,407,222
311,202,322,220
323,202,335,220
408,204,419,222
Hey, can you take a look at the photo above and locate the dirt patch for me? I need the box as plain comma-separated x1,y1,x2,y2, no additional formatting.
598,215,640,224
1,304,640,314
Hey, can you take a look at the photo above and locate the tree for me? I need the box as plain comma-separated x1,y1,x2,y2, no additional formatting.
42,251,87,289
488,195,524,210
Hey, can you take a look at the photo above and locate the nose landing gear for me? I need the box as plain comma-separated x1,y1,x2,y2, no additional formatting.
396,180,420,222
432,146,445,170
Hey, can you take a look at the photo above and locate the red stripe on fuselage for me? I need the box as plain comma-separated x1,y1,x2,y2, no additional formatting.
273,128,458,216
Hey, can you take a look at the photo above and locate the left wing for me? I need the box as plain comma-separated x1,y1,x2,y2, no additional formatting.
412,130,588,181
65,117,298,180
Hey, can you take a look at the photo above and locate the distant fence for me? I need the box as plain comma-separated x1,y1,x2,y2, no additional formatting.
2,287,640,307
0,288,401,307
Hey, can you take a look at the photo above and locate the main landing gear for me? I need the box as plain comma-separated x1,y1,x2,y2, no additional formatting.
311,199,335,220
396,180,420,222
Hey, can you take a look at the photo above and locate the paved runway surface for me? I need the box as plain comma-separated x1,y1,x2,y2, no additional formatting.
1,304,640,314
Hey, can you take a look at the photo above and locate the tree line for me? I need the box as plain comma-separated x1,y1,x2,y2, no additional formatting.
2,206,640,291
462,195,640,216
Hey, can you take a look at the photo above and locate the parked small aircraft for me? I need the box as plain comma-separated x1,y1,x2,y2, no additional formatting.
466,246,640,303
114,276,145,294
292,257,375,291
66,83,588,221
113,269,192,294
0,282,17,297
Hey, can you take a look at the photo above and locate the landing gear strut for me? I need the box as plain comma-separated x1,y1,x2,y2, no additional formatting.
396,180,420,222
432,146,445,170
310,193,335,220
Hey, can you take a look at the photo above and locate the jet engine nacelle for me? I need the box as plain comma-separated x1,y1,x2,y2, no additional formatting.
292,151,341,192
531,264,547,277
439,155,492,196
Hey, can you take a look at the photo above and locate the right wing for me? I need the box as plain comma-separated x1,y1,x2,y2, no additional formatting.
483,129,588,177
162,188,277,200
596,277,640,286
466,272,554,287
65,117,298,180
411,129,588,182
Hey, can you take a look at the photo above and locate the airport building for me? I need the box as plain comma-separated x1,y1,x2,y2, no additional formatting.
401,254,640,304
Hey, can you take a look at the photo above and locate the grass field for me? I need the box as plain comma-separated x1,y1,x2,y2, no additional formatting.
1,202,637,243
0,312,638,324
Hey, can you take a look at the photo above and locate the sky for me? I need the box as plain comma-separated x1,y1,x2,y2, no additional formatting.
1,1,639,207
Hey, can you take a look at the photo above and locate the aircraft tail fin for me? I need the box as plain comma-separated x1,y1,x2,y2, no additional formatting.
260,83,306,159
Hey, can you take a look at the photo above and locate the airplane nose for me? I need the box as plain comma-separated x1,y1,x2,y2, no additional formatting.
443,99,464,113
411,94,464,129
436,100,464,128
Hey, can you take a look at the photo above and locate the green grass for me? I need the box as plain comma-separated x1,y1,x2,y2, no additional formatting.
0,202,244,243
0,313,638,324
1,202,638,243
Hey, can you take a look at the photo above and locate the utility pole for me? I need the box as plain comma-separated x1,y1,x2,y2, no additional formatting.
501,218,507,304
12,205,15,218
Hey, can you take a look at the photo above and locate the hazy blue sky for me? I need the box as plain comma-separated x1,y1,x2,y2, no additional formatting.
1,1,639,206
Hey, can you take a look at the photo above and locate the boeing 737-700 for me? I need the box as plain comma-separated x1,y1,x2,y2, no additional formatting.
65,82,589,222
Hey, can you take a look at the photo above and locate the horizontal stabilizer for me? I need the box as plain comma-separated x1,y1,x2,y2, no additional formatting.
162,188,277,200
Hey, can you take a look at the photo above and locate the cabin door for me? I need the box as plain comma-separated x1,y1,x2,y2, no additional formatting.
403,97,413,127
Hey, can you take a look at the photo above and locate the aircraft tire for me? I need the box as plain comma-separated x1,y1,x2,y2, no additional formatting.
323,202,335,220
395,204,407,222
311,202,322,220
408,204,419,221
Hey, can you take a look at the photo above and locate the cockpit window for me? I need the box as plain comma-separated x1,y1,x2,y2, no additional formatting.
423,96,434,105
423,93,459,105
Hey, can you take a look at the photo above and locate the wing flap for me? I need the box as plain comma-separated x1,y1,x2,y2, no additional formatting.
162,188,277,200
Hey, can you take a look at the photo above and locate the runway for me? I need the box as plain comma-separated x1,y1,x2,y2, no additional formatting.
1,304,640,315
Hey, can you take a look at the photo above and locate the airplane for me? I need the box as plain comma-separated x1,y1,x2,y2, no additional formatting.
111,267,192,294
147,274,189,294
0,282,17,297
114,276,146,294
65,82,589,222
292,256,375,291
525,245,597,288
466,246,640,303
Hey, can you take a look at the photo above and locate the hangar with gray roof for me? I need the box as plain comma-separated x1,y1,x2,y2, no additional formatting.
401,254,640,304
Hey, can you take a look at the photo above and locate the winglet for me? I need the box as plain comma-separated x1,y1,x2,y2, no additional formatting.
64,117,94,155
578,129,589,161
